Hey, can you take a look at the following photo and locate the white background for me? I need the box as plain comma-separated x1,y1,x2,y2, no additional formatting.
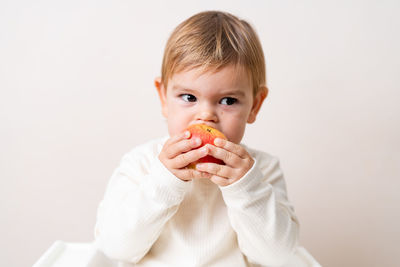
1,1,399,266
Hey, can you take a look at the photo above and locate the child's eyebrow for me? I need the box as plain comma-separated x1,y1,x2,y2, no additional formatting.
171,85,194,91
172,84,245,97
220,90,245,97
171,85,199,95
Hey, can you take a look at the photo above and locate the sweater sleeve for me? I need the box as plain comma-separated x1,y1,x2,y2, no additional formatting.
219,152,299,266
94,148,191,263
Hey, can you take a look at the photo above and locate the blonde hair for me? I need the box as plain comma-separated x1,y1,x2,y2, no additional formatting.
161,11,267,95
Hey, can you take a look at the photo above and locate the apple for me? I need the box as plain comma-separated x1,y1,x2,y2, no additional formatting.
186,124,227,169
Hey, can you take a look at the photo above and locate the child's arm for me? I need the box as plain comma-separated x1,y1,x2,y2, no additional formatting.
196,139,299,266
220,154,299,266
221,157,299,266
94,152,187,263
94,134,206,263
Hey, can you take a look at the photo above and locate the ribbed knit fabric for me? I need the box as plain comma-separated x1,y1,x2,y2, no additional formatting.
94,137,305,267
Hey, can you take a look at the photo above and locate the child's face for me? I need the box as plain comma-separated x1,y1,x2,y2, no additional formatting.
155,64,267,144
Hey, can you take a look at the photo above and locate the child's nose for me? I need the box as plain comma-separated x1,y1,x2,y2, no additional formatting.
196,104,218,122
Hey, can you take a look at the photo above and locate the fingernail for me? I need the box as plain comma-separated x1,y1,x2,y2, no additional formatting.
214,138,222,146
184,131,190,138
194,138,201,146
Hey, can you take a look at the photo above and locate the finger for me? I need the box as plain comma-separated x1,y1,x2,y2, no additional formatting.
209,175,231,187
164,131,192,158
214,138,248,159
205,144,242,166
195,162,235,179
165,130,191,148
176,168,212,180
167,137,202,159
170,146,208,169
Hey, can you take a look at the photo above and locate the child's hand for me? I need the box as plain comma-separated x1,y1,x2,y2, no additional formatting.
159,131,212,181
195,138,254,186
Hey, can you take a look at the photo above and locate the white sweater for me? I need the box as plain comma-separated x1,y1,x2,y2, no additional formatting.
94,137,304,267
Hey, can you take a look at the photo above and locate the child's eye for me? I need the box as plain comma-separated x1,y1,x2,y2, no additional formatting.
220,97,237,105
180,94,197,102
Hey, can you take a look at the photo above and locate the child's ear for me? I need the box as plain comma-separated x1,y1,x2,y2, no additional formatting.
247,86,268,124
154,77,168,118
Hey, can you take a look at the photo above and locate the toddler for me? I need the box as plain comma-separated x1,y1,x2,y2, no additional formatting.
94,10,320,267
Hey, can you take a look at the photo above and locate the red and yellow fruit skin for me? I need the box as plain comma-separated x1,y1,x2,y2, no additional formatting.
186,124,227,169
